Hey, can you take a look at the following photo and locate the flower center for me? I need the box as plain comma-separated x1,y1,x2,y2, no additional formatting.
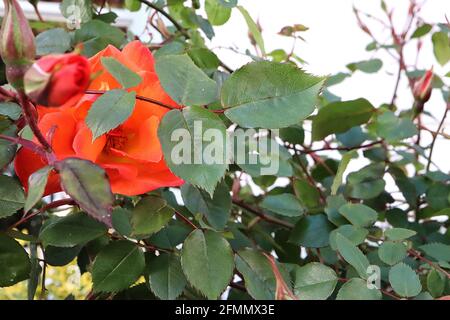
104,128,127,152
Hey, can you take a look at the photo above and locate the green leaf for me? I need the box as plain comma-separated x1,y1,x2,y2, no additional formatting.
155,54,218,106
101,57,142,89
293,179,321,209
312,99,375,141
411,24,432,38
56,158,114,226
331,150,357,195
131,195,174,237
158,106,228,196
74,20,125,57
148,220,191,250
289,214,334,248
112,208,132,237
181,229,234,299
427,269,445,298
0,175,25,219
378,241,408,265
45,245,81,266
419,243,450,262
384,228,417,241
205,0,232,26
338,203,378,227
374,111,418,142
36,28,71,55
92,240,145,293
336,278,381,300
260,194,304,217
181,181,231,230
0,233,31,287
125,0,141,11
325,195,348,226
221,61,324,128
0,102,21,120
39,213,107,247
235,249,276,300
347,59,383,73
218,0,237,8
237,6,265,55
329,225,368,250
86,89,136,140
28,243,41,299
432,32,450,66
335,233,370,279
294,263,338,300
389,262,422,297
24,166,52,213
146,253,187,300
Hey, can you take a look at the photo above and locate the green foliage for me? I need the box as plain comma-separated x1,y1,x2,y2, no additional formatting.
2,0,450,302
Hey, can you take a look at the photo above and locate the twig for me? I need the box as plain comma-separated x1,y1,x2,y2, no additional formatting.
175,211,198,229
426,104,449,172
408,249,450,279
139,0,190,38
9,199,76,230
232,200,294,229
0,134,47,158
301,140,384,154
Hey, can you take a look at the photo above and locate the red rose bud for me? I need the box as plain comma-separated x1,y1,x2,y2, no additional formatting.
413,69,433,103
0,0,36,89
24,53,91,107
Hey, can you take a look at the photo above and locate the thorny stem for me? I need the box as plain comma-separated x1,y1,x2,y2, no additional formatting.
408,249,450,279
9,199,77,230
175,211,198,230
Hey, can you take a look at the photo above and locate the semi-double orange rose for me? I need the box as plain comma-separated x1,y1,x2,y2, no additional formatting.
15,41,184,196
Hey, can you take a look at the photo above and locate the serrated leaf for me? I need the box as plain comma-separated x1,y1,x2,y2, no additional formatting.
378,241,408,265
221,61,324,129
294,263,338,300
235,249,276,300
181,229,234,299
338,203,378,227
389,262,422,297
101,57,142,89
24,166,52,213
86,89,136,140
181,181,231,230
312,99,375,141
384,228,417,241
158,106,228,196
92,240,145,293
335,233,370,279
39,213,107,247
336,278,381,300
260,194,304,217
155,54,218,106
0,175,25,219
146,253,187,300
36,28,71,55
206,0,231,26
0,234,31,287
289,214,334,248
329,225,368,250
419,243,450,262
56,158,114,227
427,269,445,298
131,195,174,237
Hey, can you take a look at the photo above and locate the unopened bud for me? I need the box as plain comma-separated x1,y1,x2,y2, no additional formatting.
0,0,36,89
413,69,433,103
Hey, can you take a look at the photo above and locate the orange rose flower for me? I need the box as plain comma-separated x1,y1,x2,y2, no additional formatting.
15,41,184,196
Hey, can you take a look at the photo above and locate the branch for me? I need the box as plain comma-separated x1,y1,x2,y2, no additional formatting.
0,134,47,158
426,103,449,172
139,0,190,38
175,211,199,229
301,140,384,154
408,248,450,279
232,199,294,229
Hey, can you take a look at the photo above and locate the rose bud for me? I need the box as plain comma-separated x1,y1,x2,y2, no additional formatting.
0,0,36,89
413,68,433,104
24,53,91,107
